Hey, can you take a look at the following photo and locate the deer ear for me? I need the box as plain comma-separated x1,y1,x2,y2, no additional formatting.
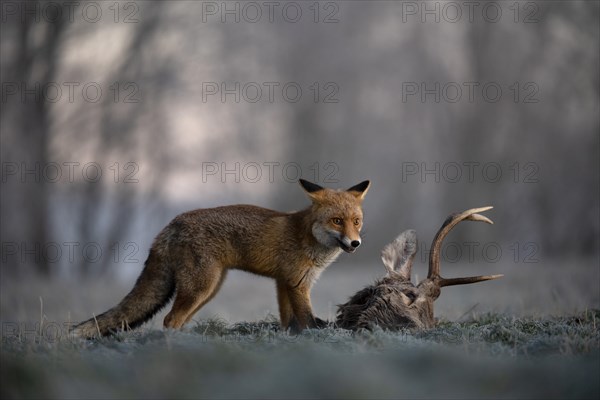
299,179,325,201
347,180,370,201
381,230,418,281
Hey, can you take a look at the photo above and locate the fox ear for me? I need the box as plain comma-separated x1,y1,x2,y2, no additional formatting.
299,179,324,193
299,179,325,201
347,180,370,201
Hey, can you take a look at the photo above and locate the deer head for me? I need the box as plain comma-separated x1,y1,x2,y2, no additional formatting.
336,207,503,331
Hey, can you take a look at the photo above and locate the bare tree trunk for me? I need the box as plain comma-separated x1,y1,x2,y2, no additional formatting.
2,3,68,276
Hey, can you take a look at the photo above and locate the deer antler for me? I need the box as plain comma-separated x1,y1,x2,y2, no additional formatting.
427,206,503,287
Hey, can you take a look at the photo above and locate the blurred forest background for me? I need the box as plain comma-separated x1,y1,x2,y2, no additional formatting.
0,1,598,319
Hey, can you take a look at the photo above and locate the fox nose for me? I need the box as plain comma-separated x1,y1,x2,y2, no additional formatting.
351,240,361,248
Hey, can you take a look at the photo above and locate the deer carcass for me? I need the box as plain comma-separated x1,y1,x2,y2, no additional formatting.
336,206,502,331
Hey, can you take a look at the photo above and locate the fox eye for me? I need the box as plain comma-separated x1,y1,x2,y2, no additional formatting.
332,218,343,226
353,218,361,226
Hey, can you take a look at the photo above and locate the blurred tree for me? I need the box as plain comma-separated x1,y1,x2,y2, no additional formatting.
1,1,69,276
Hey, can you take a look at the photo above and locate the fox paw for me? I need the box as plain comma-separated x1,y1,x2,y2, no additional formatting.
314,317,329,328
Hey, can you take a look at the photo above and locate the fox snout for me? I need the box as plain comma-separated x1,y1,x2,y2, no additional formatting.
338,235,361,253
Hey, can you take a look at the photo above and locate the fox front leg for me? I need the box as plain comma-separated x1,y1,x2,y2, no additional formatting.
276,281,294,329
286,285,324,333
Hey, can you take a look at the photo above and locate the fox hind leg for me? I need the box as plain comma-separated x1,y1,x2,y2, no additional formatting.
164,257,225,330
183,270,227,324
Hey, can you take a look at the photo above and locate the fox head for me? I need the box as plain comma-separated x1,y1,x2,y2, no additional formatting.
299,179,370,253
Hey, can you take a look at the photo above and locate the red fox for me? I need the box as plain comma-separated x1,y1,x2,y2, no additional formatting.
73,179,370,337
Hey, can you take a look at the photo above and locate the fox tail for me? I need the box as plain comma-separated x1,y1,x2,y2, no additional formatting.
71,250,174,338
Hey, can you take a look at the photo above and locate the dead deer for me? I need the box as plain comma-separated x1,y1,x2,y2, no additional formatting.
336,206,503,331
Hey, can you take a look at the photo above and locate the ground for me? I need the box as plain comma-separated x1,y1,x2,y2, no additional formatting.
1,260,599,399
1,312,599,399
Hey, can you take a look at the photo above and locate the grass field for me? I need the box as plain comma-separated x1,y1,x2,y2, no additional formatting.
1,312,598,399
1,260,599,399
